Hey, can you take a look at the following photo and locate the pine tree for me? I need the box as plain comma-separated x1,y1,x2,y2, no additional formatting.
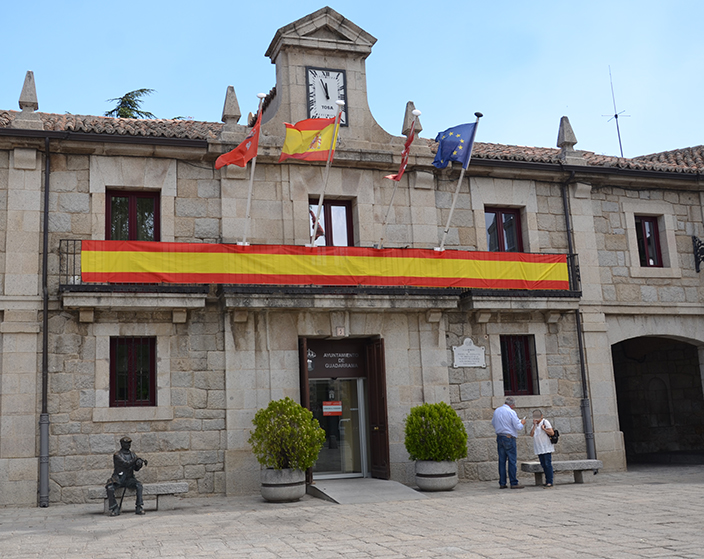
105,89,156,119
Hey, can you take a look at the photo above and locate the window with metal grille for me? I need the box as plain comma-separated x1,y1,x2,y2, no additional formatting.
309,199,354,246
110,337,156,407
634,215,663,267
500,335,539,396
106,190,160,241
485,207,523,252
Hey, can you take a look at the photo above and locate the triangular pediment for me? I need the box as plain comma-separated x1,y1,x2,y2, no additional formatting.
303,24,351,43
266,6,377,61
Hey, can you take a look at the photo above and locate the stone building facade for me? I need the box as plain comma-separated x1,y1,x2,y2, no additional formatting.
0,7,702,506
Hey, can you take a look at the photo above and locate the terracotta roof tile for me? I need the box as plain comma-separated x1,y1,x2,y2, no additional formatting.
426,137,703,174
0,111,222,140
1,110,702,175
633,146,704,172
473,141,561,164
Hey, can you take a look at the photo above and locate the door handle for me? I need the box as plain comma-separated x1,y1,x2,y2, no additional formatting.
372,426,380,431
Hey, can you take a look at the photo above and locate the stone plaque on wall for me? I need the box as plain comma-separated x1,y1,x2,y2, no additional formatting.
452,338,486,368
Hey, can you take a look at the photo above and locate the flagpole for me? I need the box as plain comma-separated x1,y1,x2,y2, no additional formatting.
238,93,267,246
378,109,421,249
310,100,345,246
436,112,482,252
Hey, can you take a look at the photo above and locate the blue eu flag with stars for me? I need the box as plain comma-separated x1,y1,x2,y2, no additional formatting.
432,123,477,169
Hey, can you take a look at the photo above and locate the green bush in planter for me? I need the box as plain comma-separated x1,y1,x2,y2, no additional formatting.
404,402,468,462
248,397,326,470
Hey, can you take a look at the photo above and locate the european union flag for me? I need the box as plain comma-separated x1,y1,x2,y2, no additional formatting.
432,123,477,169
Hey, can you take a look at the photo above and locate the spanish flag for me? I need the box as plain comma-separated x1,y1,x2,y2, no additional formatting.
279,117,338,162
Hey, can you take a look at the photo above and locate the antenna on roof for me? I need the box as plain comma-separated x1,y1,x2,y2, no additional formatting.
602,66,630,158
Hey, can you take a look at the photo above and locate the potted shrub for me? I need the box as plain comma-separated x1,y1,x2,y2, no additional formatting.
404,402,468,491
248,397,326,502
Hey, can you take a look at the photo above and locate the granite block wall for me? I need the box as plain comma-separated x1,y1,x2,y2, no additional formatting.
446,310,587,481
46,306,226,503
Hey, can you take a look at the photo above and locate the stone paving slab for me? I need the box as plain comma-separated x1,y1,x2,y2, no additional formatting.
0,465,703,558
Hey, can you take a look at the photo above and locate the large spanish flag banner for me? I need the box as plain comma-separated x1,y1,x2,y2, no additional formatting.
279,117,337,162
81,241,570,291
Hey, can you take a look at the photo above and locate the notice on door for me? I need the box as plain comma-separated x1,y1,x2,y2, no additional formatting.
323,401,342,416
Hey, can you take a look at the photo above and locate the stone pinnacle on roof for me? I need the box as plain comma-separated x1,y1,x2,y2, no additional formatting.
557,116,577,150
557,116,584,165
13,71,43,130
402,101,423,137
221,86,241,125
19,71,39,112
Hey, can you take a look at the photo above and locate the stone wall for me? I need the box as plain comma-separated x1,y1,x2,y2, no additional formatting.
535,181,569,252
592,186,704,304
46,306,226,503
446,311,588,481
175,161,220,243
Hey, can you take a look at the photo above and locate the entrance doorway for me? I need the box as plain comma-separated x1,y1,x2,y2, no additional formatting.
298,338,390,480
310,378,367,477
612,336,704,464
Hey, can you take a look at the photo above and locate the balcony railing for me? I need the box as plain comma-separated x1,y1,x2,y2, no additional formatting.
59,239,209,294
59,239,581,297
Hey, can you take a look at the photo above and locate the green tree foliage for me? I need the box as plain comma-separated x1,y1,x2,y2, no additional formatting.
404,402,468,461
105,88,156,119
248,397,326,470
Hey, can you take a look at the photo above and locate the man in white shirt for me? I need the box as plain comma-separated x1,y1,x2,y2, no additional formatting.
491,396,526,489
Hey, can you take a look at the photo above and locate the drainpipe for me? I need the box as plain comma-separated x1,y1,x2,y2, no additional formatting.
560,172,597,460
39,136,51,507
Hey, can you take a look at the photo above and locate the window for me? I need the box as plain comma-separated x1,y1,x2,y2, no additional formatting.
634,216,662,267
110,337,156,407
309,199,353,247
500,335,538,396
106,190,160,241
485,208,523,252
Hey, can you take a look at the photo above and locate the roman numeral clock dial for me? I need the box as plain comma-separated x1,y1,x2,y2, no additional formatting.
306,67,348,126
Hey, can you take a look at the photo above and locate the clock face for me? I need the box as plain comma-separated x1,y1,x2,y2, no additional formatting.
306,67,348,126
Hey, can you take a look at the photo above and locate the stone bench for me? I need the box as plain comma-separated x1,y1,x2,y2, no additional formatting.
88,482,189,514
521,459,603,486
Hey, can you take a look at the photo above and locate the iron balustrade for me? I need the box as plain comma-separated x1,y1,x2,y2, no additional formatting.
59,239,581,297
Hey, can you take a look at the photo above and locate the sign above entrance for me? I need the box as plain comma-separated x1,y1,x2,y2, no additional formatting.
322,401,342,416
306,339,366,378
453,338,486,368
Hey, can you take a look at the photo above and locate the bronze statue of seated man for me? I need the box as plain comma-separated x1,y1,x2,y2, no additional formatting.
105,436,148,516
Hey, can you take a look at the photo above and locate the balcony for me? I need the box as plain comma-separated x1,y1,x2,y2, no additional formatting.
59,240,210,314
59,239,581,313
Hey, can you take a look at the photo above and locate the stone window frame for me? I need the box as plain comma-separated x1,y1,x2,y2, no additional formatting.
470,177,540,252
489,321,552,409
622,199,681,279
93,322,173,422
89,156,176,242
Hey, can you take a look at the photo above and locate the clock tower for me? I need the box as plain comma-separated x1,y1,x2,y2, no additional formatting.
262,7,394,147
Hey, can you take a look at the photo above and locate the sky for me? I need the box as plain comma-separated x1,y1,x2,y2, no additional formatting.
1,0,702,158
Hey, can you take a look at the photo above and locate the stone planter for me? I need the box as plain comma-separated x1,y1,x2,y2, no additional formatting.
415,460,458,491
260,468,306,502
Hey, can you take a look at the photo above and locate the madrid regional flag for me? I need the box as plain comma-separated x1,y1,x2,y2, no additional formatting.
279,117,338,162
215,110,262,169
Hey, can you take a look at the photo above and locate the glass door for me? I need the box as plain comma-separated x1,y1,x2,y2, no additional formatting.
310,378,368,478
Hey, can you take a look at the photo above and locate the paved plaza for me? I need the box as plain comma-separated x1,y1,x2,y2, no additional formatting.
1,465,703,558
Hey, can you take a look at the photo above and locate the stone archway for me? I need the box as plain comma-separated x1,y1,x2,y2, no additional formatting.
612,336,704,464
